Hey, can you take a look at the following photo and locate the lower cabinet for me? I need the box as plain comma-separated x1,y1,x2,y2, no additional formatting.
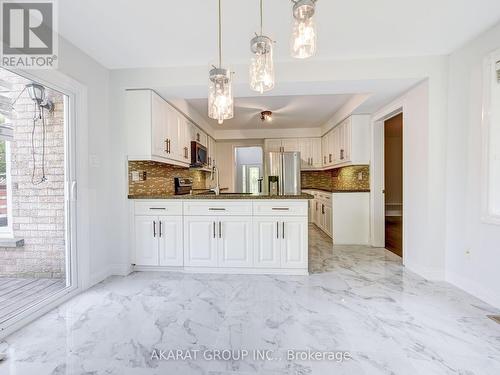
184,215,253,268
253,216,308,269
134,215,183,266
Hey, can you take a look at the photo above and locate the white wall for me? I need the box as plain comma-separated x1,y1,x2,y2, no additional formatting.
372,81,447,280
56,37,113,285
445,23,500,308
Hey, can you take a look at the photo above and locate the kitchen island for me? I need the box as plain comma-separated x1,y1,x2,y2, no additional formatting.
129,194,312,275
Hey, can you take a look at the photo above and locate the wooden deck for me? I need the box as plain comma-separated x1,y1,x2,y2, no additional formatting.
0,277,66,324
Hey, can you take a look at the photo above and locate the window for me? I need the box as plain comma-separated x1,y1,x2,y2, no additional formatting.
482,50,500,224
0,114,12,235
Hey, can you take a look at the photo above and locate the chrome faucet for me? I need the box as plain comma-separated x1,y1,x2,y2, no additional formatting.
209,165,221,196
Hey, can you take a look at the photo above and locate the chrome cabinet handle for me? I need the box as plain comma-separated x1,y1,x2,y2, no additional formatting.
272,207,289,211
209,208,226,211
282,222,285,239
213,221,216,238
153,221,156,237
164,139,168,153
340,149,344,160
149,207,166,210
329,154,332,163
219,221,222,238
276,221,279,239
159,221,162,237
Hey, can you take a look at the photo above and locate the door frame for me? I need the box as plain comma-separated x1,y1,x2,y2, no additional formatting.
0,68,90,338
370,100,408,264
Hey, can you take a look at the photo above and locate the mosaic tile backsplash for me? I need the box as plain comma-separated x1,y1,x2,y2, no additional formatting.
301,165,370,191
128,161,207,196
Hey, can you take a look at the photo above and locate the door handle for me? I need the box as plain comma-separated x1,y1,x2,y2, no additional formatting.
209,208,226,211
213,221,216,238
153,220,156,237
282,222,285,239
219,221,222,238
329,154,332,163
159,221,162,237
272,207,289,211
276,221,279,239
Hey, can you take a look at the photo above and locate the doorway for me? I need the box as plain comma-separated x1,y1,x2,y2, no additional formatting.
384,113,403,257
234,146,263,193
0,68,76,328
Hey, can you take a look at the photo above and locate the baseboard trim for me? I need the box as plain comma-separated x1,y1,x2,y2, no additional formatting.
132,265,309,276
405,263,445,281
109,263,133,276
447,271,500,309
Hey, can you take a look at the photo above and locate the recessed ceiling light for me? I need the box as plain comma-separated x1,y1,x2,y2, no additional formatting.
260,110,272,122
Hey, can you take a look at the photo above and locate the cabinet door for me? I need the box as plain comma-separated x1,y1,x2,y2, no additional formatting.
134,216,159,266
253,217,281,268
323,206,333,238
218,217,253,267
184,216,218,267
158,216,183,266
322,135,328,166
298,139,311,168
264,139,282,153
281,218,308,269
311,138,322,168
340,120,351,163
281,138,299,152
151,93,168,158
314,200,321,225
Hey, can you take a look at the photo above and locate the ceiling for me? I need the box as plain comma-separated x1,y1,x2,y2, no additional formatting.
186,94,353,129
58,0,500,69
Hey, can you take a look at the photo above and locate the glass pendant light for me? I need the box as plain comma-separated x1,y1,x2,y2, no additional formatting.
290,0,317,59
208,0,234,125
250,0,275,93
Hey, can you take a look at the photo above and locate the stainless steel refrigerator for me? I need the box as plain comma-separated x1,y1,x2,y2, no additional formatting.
264,151,301,195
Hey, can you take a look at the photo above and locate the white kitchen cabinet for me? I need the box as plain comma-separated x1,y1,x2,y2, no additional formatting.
134,214,183,267
158,216,183,266
184,213,253,268
264,139,282,153
218,216,253,267
184,216,218,267
281,218,308,269
264,138,299,153
126,89,192,167
253,217,281,268
323,205,333,238
298,138,322,169
321,115,370,168
134,216,159,266
207,136,217,168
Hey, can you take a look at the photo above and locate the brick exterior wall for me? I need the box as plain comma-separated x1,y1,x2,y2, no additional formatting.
0,69,65,278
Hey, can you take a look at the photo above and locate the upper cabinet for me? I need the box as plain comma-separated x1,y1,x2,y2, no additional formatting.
321,115,369,168
263,115,369,171
126,89,211,168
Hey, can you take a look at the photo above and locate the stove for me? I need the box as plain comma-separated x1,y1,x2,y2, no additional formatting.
174,177,193,195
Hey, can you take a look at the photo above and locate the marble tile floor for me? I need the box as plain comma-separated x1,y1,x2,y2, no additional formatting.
0,224,499,374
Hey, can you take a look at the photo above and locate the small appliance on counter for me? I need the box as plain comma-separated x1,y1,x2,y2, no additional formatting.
190,141,207,167
174,177,193,195
264,151,301,195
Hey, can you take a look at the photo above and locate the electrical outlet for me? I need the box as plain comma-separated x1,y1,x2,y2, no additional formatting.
358,172,363,181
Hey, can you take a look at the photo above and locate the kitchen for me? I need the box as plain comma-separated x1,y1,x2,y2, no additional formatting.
126,89,371,275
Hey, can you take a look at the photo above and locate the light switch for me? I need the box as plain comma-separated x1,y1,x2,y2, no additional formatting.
358,172,363,181
131,171,140,182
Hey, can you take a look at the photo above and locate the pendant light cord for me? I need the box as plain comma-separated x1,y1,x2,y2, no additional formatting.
218,0,222,67
260,0,263,35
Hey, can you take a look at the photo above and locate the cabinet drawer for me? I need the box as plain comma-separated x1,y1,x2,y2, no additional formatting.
253,201,308,216
183,200,253,216
134,201,183,216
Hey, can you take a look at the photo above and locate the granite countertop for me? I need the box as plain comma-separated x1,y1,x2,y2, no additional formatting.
302,188,370,193
128,193,314,200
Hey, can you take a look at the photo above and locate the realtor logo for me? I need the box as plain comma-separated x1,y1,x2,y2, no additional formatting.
1,0,58,68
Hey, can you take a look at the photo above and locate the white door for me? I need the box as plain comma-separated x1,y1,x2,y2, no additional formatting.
184,216,218,267
281,138,298,152
253,217,281,268
134,215,159,266
158,216,183,266
281,218,308,269
218,217,253,267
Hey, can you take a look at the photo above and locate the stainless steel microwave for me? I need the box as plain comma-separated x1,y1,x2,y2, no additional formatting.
190,141,207,167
